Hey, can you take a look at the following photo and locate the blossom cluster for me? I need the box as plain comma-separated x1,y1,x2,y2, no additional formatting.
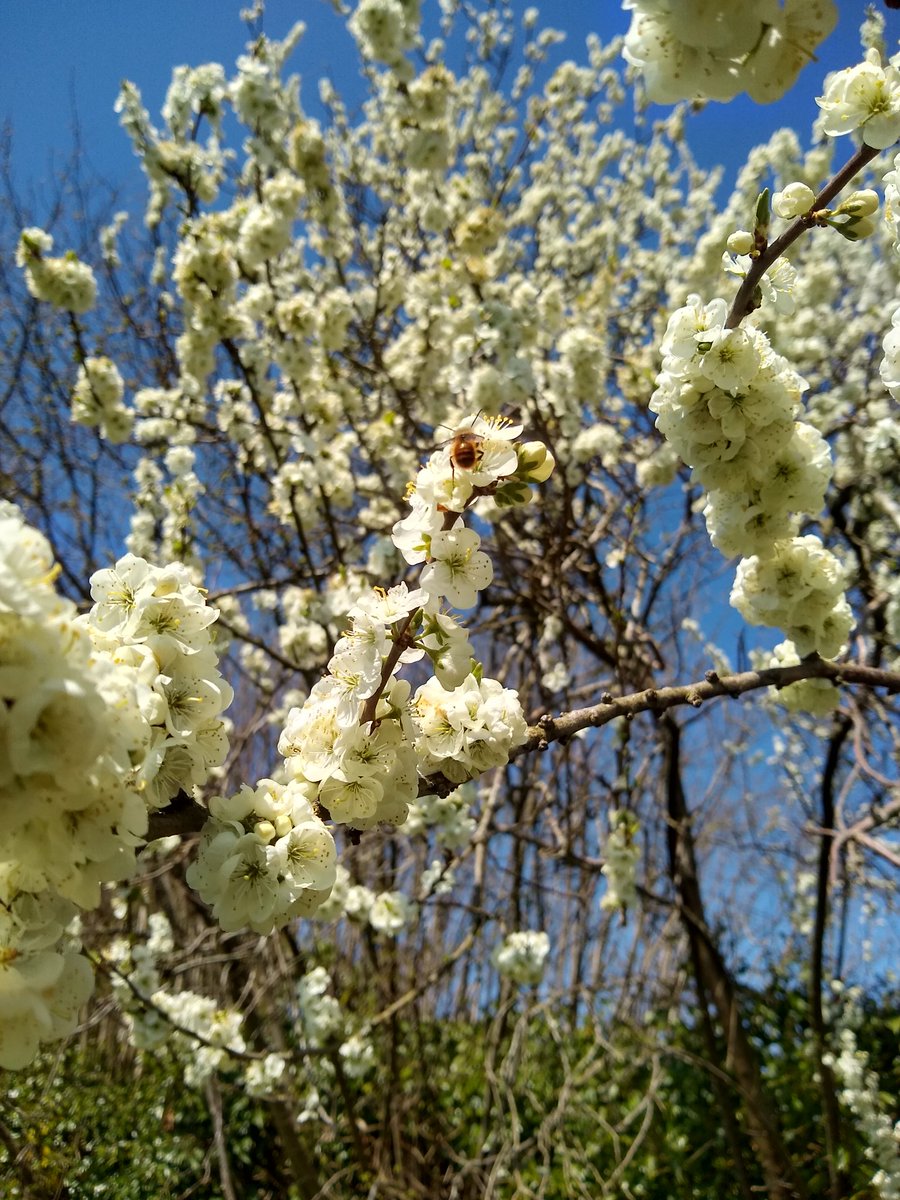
600,809,641,912
154,988,248,1090
0,506,148,909
84,553,233,811
411,673,529,786
16,228,97,313
104,904,288,1096
275,582,425,833
15,230,137,445
492,930,550,986
825,992,900,1200
404,786,477,851
71,356,133,444
115,69,227,227
650,296,852,664
0,868,93,1070
349,0,420,79
311,865,422,933
652,297,825,556
0,505,137,1064
103,909,176,1051
296,966,375,1078
622,0,837,106
188,416,550,932
731,537,852,659
186,777,337,934
0,504,231,1067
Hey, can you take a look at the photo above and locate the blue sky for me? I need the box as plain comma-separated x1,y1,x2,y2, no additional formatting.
1,0,895,210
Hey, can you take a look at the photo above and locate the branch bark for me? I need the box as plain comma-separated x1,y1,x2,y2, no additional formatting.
808,715,853,1200
520,657,900,758
146,655,900,840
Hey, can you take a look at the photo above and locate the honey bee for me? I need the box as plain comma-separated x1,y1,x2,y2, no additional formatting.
448,427,484,473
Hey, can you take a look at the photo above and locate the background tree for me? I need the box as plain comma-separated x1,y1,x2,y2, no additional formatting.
1,3,898,1198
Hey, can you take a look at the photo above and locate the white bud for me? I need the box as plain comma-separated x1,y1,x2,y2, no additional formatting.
254,820,276,843
726,229,754,255
836,189,879,218
517,440,556,482
772,182,816,219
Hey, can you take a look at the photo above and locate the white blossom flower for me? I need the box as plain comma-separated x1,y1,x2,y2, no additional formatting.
349,582,428,625
697,328,761,391
273,819,338,893
17,229,97,313
244,1053,286,1098
601,810,640,911
369,890,418,936
818,51,900,149
420,525,493,609
339,1032,376,1078
492,930,549,985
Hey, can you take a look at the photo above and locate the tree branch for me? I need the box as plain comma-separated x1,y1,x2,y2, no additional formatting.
726,142,883,328
146,656,900,839
808,715,853,1200
519,657,900,756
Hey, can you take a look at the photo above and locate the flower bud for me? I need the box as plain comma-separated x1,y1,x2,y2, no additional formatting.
517,440,555,482
274,813,293,838
254,820,276,843
830,211,883,241
772,182,815,219
838,213,878,241
726,229,754,255
835,189,879,218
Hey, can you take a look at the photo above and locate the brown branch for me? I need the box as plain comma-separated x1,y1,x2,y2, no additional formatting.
824,794,900,850
146,656,900,841
661,713,808,1200
852,830,900,868
205,1077,238,1200
518,657,900,756
808,715,853,1200
358,608,418,728
147,789,208,840
358,506,461,727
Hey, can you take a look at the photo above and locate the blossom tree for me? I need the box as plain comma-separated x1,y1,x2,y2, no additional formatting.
1,1,898,1197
